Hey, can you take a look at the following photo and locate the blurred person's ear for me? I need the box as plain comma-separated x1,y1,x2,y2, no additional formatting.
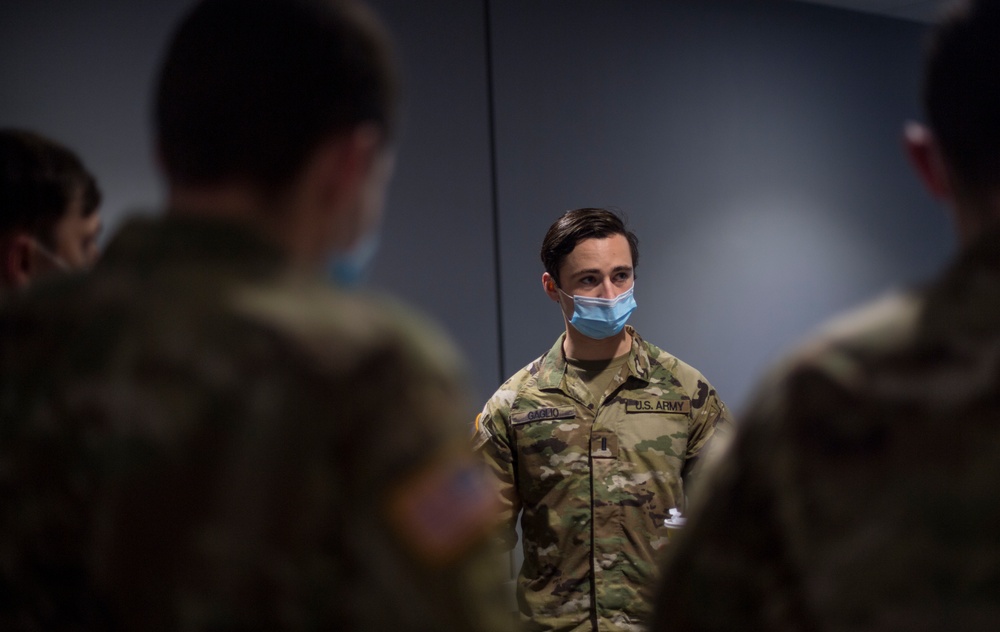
1,232,39,289
904,122,953,201
306,124,388,254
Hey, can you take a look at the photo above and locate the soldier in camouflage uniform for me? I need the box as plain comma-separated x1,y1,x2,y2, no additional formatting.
474,208,732,631
0,1,508,630
652,2,1000,630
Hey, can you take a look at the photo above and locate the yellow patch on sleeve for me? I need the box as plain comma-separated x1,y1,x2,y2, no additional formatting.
386,451,501,566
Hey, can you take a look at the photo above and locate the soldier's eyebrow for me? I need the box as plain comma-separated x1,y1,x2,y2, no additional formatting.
566,268,601,284
571,265,632,279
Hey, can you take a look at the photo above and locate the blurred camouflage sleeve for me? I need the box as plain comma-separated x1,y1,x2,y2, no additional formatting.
681,380,734,505
473,394,521,552
0,272,515,632
651,371,812,632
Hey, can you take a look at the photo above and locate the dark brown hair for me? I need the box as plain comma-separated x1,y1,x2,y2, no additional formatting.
540,207,639,286
155,0,399,193
923,0,1000,199
0,129,100,243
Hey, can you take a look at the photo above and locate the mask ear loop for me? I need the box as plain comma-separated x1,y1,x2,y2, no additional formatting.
33,239,70,271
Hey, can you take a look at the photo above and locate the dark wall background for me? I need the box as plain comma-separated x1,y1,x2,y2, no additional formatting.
0,0,951,412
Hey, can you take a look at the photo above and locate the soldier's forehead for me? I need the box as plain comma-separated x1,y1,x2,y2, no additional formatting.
563,235,632,272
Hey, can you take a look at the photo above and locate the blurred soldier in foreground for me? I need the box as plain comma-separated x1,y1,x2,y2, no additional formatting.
474,208,732,631
652,2,1000,630
0,129,102,290
0,1,507,630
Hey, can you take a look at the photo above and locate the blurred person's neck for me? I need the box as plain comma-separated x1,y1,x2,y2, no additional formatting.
163,128,385,273
167,183,317,268
952,189,1000,248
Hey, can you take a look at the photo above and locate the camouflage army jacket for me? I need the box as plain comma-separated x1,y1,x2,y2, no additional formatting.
653,228,1000,631
0,215,508,632
474,327,732,632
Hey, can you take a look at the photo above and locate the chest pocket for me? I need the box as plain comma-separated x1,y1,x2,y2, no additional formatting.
617,397,691,464
510,406,587,502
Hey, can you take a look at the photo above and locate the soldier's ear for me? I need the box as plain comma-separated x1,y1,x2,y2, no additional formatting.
904,122,952,201
542,272,560,302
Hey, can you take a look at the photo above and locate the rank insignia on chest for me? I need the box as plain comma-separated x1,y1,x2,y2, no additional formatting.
624,399,691,414
591,432,619,459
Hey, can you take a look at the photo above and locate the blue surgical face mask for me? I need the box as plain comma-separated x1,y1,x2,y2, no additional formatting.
326,230,380,288
559,284,637,340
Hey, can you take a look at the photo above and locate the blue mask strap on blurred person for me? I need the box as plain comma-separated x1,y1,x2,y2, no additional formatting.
327,230,380,288
560,284,636,340
33,239,70,271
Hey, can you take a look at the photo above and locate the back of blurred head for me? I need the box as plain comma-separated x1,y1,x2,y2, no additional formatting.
907,0,1000,243
0,129,102,289
156,0,399,269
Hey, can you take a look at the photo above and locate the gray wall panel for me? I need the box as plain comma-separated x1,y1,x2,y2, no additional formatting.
490,0,952,410
366,0,500,404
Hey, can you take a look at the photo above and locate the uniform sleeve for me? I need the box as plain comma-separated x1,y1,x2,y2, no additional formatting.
681,380,734,505
651,376,811,632
327,316,512,632
473,396,522,552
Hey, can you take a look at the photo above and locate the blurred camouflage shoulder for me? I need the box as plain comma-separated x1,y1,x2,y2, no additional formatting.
0,220,503,632
772,290,924,392
231,278,467,385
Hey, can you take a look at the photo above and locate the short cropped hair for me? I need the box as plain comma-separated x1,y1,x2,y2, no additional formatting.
155,0,399,192
0,129,101,244
923,0,1000,198
540,208,639,287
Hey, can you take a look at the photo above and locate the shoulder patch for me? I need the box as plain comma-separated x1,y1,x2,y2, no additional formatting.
510,406,576,426
386,452,500,566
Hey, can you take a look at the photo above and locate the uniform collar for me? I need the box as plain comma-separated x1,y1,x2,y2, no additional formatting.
98,213,289,279
534,325,652,392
